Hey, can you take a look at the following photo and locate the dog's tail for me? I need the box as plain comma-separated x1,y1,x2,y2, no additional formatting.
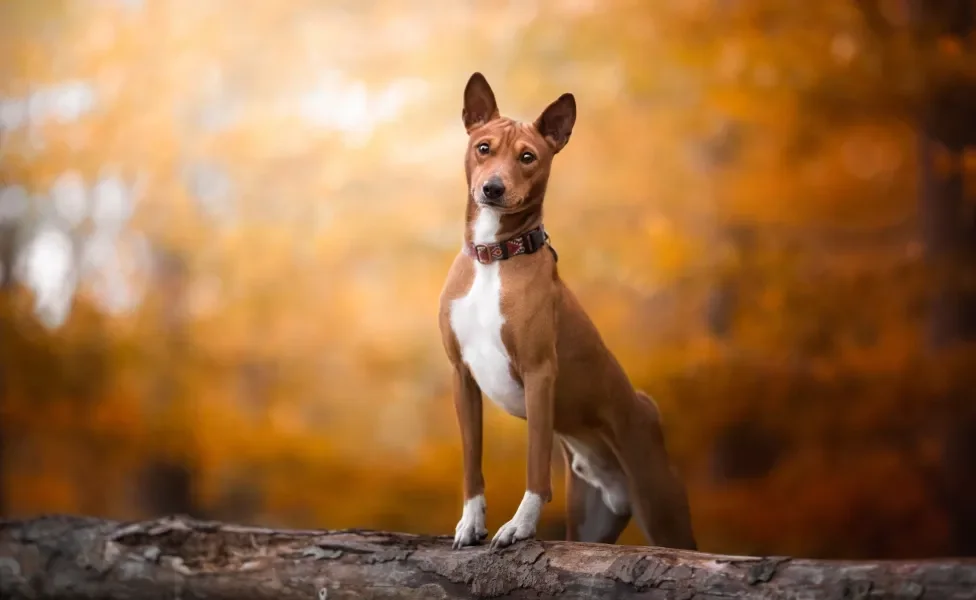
612,388,698,551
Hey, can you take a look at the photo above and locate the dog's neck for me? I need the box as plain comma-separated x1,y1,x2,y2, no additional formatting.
464,198,544,247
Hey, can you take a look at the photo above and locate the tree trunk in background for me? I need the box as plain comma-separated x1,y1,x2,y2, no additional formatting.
0,221,17,518
917,123,976,348
910,0,976,347
137,460,200,519
917,81,976,555
906,0,976,556
141,249,202,518
919,117,976,556
2,515,976,600
942,414,976,556
0,322,6,517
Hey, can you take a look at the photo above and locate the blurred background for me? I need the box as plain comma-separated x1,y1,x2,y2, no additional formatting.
1,0,975,560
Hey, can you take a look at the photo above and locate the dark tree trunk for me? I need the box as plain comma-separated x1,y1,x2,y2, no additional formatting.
899,0,976,558
2,514,976,600
915,119,976,348
141,249,203,518
942,414,976,556
0,364,5,518
0,320,6,519
0,221,17,518
909,2,976,348
138,460,200,519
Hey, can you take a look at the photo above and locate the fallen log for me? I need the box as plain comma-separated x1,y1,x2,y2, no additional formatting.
1,515,974,599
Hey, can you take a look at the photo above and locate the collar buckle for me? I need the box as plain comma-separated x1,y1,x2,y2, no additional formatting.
474,244,492,264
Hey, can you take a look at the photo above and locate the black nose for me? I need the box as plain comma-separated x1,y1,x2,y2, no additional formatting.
482,178,506,201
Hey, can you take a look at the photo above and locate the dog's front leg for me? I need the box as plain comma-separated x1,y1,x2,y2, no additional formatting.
490,363,556,550
452,365,488,549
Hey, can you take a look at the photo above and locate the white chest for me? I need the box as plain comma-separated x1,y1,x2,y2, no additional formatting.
449,260,525,418
448,208,525,418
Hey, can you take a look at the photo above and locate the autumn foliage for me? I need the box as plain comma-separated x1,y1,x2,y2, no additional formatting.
1,0,975,560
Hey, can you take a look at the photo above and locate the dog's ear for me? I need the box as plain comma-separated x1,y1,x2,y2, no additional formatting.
534,93,576,154
462,72,499,132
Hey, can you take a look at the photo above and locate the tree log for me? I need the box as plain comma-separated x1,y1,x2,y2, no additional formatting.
1,515,975,599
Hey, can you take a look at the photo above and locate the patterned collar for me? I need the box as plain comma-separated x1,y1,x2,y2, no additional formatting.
463,225,557,264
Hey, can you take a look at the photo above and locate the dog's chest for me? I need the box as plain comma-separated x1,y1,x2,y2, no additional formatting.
449,261,525,419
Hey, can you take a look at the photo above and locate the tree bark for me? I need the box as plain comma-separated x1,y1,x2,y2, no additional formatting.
1,515,975,599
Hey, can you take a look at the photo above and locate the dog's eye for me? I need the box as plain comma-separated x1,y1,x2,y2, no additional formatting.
476,142,490,155
519,151,536,164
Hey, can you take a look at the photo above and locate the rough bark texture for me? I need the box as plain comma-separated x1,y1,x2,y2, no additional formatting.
1,515,975,600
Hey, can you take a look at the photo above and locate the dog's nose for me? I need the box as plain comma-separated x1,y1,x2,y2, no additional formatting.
482,178,506,201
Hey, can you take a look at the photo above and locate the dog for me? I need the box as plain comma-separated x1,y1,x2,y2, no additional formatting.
438,72,697,551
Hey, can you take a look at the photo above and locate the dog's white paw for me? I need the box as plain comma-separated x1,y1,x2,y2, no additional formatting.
489,517,536,549
453,494,487,549
489,491,543,550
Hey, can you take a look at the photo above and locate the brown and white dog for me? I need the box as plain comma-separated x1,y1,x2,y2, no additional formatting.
438,72,697,551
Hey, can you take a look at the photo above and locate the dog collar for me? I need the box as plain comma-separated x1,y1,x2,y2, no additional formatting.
464,225,557,265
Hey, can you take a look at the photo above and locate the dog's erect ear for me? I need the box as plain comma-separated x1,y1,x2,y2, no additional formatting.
534,93,576,154
462,72,499,132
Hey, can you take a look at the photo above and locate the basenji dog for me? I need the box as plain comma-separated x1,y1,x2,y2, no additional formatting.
438,73,698,551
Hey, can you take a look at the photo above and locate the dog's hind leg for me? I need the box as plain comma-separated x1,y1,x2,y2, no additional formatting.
560,439,631,544
606,391,698,550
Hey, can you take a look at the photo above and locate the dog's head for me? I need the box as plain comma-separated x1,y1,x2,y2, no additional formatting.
461,72,575,213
